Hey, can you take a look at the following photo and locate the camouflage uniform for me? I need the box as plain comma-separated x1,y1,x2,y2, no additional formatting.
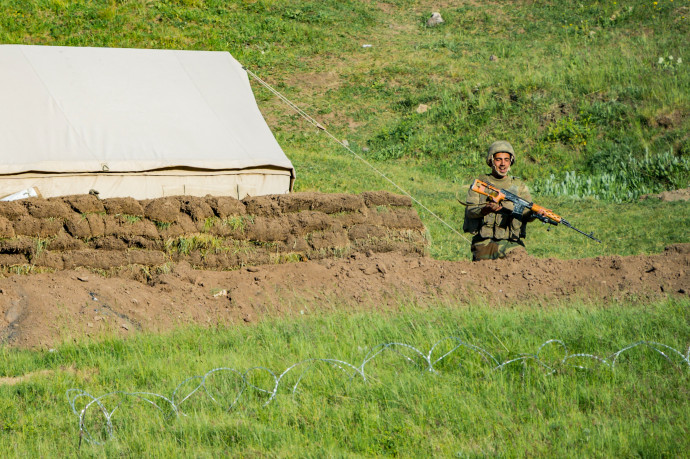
463,173,533,261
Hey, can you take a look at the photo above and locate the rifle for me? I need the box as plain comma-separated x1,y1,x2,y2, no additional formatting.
470,178,602,243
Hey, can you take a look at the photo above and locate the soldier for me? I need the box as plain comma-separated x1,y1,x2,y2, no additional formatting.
463,140,544,261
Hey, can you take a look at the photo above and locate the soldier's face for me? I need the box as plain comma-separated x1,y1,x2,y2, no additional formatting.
491,152,512,177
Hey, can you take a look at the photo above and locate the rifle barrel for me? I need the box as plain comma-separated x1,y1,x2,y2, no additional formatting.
561,219,602,243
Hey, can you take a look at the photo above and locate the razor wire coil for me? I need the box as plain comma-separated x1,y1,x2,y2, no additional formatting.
67,337,690,446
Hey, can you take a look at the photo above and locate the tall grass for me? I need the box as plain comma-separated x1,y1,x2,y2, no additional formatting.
1,297,688,456
534,150,690,202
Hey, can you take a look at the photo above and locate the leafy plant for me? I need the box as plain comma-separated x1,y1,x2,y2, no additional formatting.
534,150,690,202
118,214,142,225
545,114,593,147
583,100,629,127
32,237,50,258
202,216,220,233
204,216,253,233
7,264,39,275
154,221,172,231
224,215,251,233
165,234,227,257
657,55,683,72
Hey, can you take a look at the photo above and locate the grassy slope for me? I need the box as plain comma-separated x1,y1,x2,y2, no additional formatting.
1,0,688,260
1,298,689,456
1,1,689,456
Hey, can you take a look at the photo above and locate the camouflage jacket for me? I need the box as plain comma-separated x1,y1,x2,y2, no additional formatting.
463,174,532,241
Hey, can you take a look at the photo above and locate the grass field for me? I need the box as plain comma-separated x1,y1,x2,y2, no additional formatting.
1,297,689,456
1,0,689,456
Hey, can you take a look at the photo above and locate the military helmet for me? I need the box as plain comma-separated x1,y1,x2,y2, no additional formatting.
486,140,515,166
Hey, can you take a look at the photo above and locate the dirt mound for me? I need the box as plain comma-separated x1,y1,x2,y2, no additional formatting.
0,191,687,349
640,188,690,202
0,242,687,349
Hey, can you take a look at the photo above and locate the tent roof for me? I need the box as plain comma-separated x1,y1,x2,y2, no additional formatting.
0,45,294,177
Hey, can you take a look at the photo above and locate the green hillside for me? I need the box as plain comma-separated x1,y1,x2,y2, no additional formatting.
2,0,688,259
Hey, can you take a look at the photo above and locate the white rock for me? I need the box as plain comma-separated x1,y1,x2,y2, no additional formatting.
426,12,444,27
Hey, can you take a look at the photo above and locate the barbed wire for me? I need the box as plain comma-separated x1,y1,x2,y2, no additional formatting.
67,338,690,445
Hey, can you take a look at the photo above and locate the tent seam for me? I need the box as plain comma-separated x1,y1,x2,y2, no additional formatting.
17,46,101,165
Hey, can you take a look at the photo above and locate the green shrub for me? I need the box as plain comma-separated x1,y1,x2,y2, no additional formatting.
583,100,630,127
544,114,593,146
534,150,690,202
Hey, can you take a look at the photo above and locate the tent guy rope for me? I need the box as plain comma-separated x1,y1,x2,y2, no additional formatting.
243,67,473,246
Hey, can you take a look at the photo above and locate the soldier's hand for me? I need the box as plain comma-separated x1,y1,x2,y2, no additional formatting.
481,201,502,215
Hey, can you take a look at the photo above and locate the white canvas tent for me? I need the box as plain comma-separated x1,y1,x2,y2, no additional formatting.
0,45,295,200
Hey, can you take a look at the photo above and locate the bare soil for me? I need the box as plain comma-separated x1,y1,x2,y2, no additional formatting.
640,187,690,202
1,242,688,349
